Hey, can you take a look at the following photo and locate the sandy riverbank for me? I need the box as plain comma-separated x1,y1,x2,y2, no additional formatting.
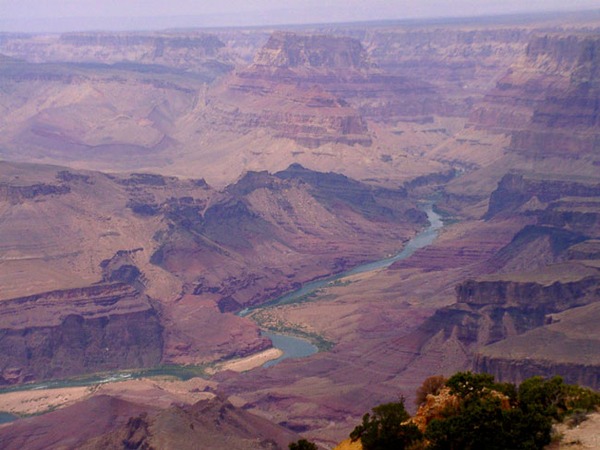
0,377,217,418
210,348,284,374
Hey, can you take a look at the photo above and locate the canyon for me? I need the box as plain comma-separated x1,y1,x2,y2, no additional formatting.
1,9,600,449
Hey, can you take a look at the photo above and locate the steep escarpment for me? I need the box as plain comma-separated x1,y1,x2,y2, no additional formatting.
383,158,600,396
386,258,600,393
358,26,530,121
482,175,600,257
437,30,600,215
254,31,369,69
151,164,425,309
0,283,162,385
0,161,426,379
0,181,70,204
472,33,600,157
0,32,233,76
474,301,600,388
209,32,374,147
485,173,600,219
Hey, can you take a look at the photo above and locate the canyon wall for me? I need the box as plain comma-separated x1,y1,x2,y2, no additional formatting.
472,33,600,158
0,283,162,385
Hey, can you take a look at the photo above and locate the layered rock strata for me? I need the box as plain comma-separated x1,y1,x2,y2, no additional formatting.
0,283,162,385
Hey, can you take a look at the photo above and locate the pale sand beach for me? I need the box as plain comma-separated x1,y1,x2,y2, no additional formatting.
0,386,91,416
217,348,284,373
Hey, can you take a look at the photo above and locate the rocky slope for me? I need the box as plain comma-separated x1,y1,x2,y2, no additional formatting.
0,160,424,381
207,32,374,148
411,168,600,389
0,394,299,450
151,163,425,310
81,396,299,450
0,395,156,450
1,12,600,447
504,34,600,158
0,21,538,186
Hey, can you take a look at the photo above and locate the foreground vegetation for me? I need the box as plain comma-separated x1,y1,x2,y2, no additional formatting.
290,372,600,450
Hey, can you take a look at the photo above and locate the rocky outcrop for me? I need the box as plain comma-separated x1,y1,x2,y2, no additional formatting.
0,182,70,204
213,72,372,147
1,396,301,450
254,32,369,69
456,276,600,311
485,173,600,219
472,34,600,157
473,300,600,389
207,31,375,147
432,268,597,347
274,163,415,221
0,395,157,450
151,164,423,309
0,32,232,78
0,283,162,384
474,355,600,389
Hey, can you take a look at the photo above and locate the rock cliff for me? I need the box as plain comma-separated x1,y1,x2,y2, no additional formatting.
151,164,424,309
0,283,162,385
254,31,369,69
0,32,233,77
472,34,600,157
0,181,70,204
474,301,600,388
209,32,374,147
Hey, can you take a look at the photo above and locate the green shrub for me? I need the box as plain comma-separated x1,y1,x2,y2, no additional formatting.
289,438,318,450
346,372,599,450
350,399,423,450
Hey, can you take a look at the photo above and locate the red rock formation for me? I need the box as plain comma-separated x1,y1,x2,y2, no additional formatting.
254,32,369,69
211,33,375,147
0,395,157,450
472,34,600,157
0,284,162,385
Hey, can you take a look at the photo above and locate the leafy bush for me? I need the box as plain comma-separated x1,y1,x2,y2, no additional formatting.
289,438,318,450
426,372,553,450
350,399,423,450
347,372,600,450
415,375,447,406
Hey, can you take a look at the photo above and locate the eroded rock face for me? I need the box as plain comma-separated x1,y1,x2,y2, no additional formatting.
485,173,600,219
254,32,369,69
0,182,70,204
0,284,162,384
0,32,232,75
474,355,600,389
0,395,300,450
151,164,424,310
473,299,600,389
472,34,600,157
213,78,372,147
456,276,600,311
0,395,157,450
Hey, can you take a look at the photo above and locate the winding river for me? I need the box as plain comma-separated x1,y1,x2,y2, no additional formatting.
254,203,444,367
0,204,443,404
